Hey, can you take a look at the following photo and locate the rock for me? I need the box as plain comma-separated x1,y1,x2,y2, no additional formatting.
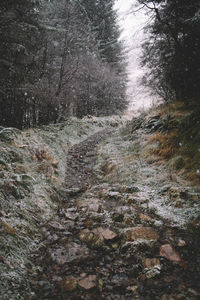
160,244,182,262
142,265,161,279
47,233,59,243
121,185,140,193
139,214,152,222
122,240,156,253
107,191,121,199
126,227,159,241
93,227,117,240
159,184,172,194
78,227,117,249
127,285,138,293
64,187,84,197
177,238,186,247
154,220,163,227
48,221,65,230
78,229,94,244
87,199,100,212
50,242,90,265
111,272,129,287
77,198,100,213
91,231,104,248
60,276,77,292
112,213,124,223
143,258,160,268
168,187,180,200
175,200,183,208
78,275,97,290
64,212,78,220
160,295,176,300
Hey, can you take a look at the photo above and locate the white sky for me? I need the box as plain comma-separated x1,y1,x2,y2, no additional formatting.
114,0,158,112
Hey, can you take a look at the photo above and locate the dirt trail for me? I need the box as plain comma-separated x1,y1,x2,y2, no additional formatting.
65,129,114,190
32,127,200,300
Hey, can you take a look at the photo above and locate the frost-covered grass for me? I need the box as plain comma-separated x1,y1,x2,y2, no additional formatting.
146,104,200,185
0,117,122,300
96,122,200,228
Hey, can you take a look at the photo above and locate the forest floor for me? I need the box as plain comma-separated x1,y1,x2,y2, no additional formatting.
30,112,200,300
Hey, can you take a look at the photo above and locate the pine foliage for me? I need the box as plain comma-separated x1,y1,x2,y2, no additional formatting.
0,0,127,128
138,0,200,103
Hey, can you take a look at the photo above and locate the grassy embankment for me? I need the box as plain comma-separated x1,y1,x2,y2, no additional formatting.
0,116,121,300
146,102,200,185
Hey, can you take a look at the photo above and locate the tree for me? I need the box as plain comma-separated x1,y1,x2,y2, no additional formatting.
0,0,42,128
0,0,127,128
137,0,200,103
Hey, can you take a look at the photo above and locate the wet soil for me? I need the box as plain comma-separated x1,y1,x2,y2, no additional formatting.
31,128,200,300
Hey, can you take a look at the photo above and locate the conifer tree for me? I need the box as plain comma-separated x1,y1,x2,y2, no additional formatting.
0,0,41,128
138,0,200,102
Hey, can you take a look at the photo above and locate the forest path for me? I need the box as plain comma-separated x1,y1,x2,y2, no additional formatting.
33,125,200,300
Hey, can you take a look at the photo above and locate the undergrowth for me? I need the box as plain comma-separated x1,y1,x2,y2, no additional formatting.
147,102,200,185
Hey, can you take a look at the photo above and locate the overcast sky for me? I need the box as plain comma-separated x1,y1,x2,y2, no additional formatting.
114,0,158,112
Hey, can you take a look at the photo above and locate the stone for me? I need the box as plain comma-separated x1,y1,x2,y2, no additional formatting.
160,244,182,262
48,221,65,230
60,276,77,292
78,275,97,290
107,191,121,199
168,187,180,200
177,238,186,247
143,265,161,279
64,212,78,220
139,213,152,222
143,258,160,268
127,285,138,293
87,199,100,212
78,229,94,244
121,185,140,193
50,242,90,265
78,227,117,249
126,227,159,241
93,227,117,240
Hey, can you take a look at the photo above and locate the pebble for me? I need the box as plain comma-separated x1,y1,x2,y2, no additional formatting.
126,227,159,241
78,275,97,290
139,213,152,222
160,244,182,262
60,276,77,292
143,258,160,268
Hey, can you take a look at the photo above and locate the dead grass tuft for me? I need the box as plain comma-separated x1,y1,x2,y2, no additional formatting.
147,131,179,159
157,145,177,158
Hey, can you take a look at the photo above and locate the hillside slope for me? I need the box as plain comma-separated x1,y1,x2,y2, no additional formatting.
0,106,200,299
0,117,122,299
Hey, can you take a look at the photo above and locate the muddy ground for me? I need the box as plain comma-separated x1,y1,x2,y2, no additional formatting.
31,124,200,300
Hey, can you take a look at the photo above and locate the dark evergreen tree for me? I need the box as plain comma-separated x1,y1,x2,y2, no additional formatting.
0,0,41,128
137,0,200,102
79,0,123,66
0,0,127,128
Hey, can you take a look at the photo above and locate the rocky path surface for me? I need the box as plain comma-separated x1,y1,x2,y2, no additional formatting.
32,126,200,300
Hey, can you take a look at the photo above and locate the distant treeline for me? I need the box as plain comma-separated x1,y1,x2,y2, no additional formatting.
137,0,200,103
0,0,127,129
